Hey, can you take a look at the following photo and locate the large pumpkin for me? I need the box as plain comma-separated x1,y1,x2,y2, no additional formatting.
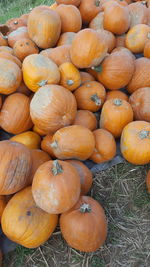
79,0,102,24
32,160,81,214
0,140,32,195
1,187,58,248
120,121,150,165
59,62,81,91
60,196,107,252
89,12,104,31
40,45,71,66
57,32,76,46
30,85,77,133
80,71,95,85
51,125,95,160
27,6,61,49
0,196,6,222
146,170,150,193
97,29,116,53
13,38,39,61
128,2,148,28
0,93,33,134
8,26,29,48
41,134,56,159
10,131,41,149
106,90,129,102
0,52,22,68
73,110,97,131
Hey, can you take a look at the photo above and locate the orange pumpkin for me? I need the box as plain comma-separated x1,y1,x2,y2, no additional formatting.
0,52,22,68
79,0,102,24
89,12,104,30
111,47,136,60
13,38,39,61
10,131,41,149
0,46,13,54
40,45,71,66
6,17,26,32
0,140,32,195
41,134,56,158
59,62,81,91
73,110,97,131
49,2,58,9
146,170,150,193
16,81,31,96
129,87,150,122
0,33,8,46
0,93,33,134
120,121,150,165
66,160,92,195
22,54,60,92
8,26,29,48
127,58,150,94
100,99,133,138
57,32,76,46
20,13,29,25
74,81,106,112
0,95,2,110
30,85,77,133
0,58,22,95
27,6,61,49
144,40,150,58
56,0,81,6
51,125,95,160
33,125,48,136
90,129,116,163
97,29,116,53
86,68,99,80
116,34,126,47
70,29,108,68
106,90,129,102
56,4,82,33
60,196,107,252
1,187,58,248
32,160,81,214
128,2,148,28
100,0,128,6
80,71,95,85
0,196,6,222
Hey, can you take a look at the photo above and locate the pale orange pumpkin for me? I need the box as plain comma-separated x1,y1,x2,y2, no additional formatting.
128,2,148,28
8,26,29,48
40,45,71,66
20,13,29,25
0,52,22,68
80,71,95,85
59,62,81,91
57,32,76,46
89,12,104,30
10,131,41,149
144,40,150,58
106,90,129,102
13,38,39,61
97,29,116,53
79,0,102,24
73,110,97,131
6,17,26,32
146,170,150,193
41,134,56,158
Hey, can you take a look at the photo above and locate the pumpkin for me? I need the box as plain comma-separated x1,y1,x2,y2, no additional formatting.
20,13,29,25
86,68,99,80
0,58,22,95
0,52,22,68
89,12,104,30
0,196,6,222
57,32,76,46
90,129,116,163
73,110,97,131
144,40,150,58
49,2,58,9
120,121,150,165
40,45,71,66
10,131,41,149
0,95,2,110
0,33,8,46
70,29,108,68
111,47,136,60
1,187,58,248
97,29,116,53
22,54,60,92
129,87,150,122
30,85,77,133
0,46,13,54
128,2,148,28
146,170,150,193
0,24,9,36
127,58,150,94
116,34,126,47
13,38,39,61
6,17,26,32
96,50,135,90
100,99,133,138
56,4,82,33
59,62,81,91
103,2,130,35
106,90,129,102
56,0,81,6
41,134,56,158
51,125,95,160
33,125,47,136
16,81,31,96
66,160,93,195
80,71,95,85
27,6,61,49
32,160,81,214
79,0,102,24
0,93,33,134
74,81,106,112
8,26,29,48
0,140,32,195
60,196,107,252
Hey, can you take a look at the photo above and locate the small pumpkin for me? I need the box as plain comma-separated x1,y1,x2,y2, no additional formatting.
116,34,126,47
80,71,95,85
8,26,29,48
56,0,81,6
13,38,39,61
57,32,76,46
79,0,102,24
73,110,97,131
51,125,95,160
106,90,129,102
128,2,148,28
0,52,22,68
60,196,107,252
0,32,8,46
33,125,48,136
22,54,60,92
10,131,41,149
16,81,31,96
6,17,26,32
74,81,106,112
41,134,56,158
89,12,104,30
146,170,150,193
0,93,33,134
100,99,133,138
120,121,150,165
40,45,71,66
144,40,150,58
1,187,58,248
32,160,81,214
0,46,13,54
30,85,77,133
59,62,81,91
97,29,116,53
0,196,6,222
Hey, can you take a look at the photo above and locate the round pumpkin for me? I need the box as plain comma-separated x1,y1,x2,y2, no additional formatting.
49,2,58,9
0,33,8,46
22,54,60,92
0,140,32,195
80,71,95,85
27,6,61,49
128,2,148,28
32,160,81,214
40,45,71,66
57,32,76,46
13,38,39,61
0,93,33,134
89,12,104,30
144,40,150,58
59,62,81,91
100,99,133,138
70,29,108,69
79,0,102,24
106,90,129,102
51,125,95,160
97,29,116,53
120,121,150,165
73,110,97,131
116,34,126,47
6,17,26,32
0,196,6,222
8,26,29,48
30,85,77,133
146,170,150,193
0,46,13,54
41,134,56,158
20,13,29,25
60,196,107,252
33,125,48,136
1,187,58,248
56,0,81,6
16,81,31,96
10,131,41,149
0,52,22,68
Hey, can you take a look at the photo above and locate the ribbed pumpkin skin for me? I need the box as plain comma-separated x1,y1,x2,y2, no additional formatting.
146,170,150,193
79,0,102,24
60,196,107,252
40,45,71,66
73,110,97,131
57,32,76,46
97,29,116,53
121,121,150,165
80,72,95,84
0,196,6,222
8,26,29,48
106,90,129,102
41,134,56,159
27,6,61,49
89,12,104,31
10,131,41,150
0,52,21,68
1,187,58,248
128,2,148,28
0,46,13,54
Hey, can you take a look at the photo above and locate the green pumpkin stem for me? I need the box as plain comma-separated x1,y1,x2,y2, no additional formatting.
91,94,101,106
52,160,63,176
91,65,102,73
80,203,92,213
38,80,48,87
67,79,74,86
113,98,122,106
51,140,58,149
139,130,150,139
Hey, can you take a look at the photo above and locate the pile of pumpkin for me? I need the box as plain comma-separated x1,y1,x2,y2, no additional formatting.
0,0,150,261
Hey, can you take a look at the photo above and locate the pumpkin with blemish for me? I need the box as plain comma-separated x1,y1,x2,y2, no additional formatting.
13,38,39,61
41,134,56,158
128,2,148,28
8,26,29,47
0,52,22,68
106,90,129,102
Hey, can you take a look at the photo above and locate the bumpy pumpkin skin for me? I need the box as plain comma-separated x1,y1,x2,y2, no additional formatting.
0,52,22,68
40,45,71,66
79,0,102,24
0,46,13,54
146,170,150,193
59,62,81,91
57,32,76,46
13,38,39,61
27,6,61,49
73,110,97,131
1,187,58,248
41,134,56,159
0,196,7,222
128,2,148,28
0,93,33,134
32,160,81,214
8,26,29,48
89,12,104,31
51,125,95,160
30,85,77,134
56,0,81,6
100,99,133,138
106,90,129,102
0,140,32,195
60,196,107,252
121,121,150,165
10,131,41,150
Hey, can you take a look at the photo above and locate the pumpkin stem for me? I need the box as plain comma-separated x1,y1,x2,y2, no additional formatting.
113,98,122,106
51,140,58,149
52,160,63,176
67,80,74,86
139,130,150,139
91,94,101,106
91,65,102,73
95,0,100,7
14,21,18,25
38,80,48,87
80,203,91,213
